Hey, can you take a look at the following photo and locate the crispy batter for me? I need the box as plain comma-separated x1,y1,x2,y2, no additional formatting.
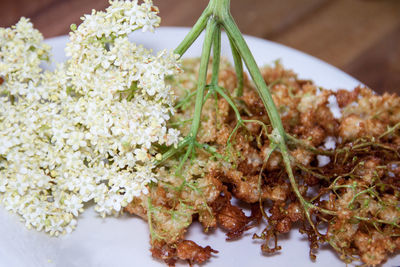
126,59,400,266
176,240,218,265
150,239,218,266
217,199,250,240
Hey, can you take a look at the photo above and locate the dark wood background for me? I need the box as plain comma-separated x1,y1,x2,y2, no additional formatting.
1,0,400,94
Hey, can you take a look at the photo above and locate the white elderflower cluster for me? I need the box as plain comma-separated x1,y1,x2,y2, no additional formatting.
0,17,50,99
0,0,181,235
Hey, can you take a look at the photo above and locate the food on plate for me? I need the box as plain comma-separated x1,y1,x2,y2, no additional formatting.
125,58,400,266
0,0,399,266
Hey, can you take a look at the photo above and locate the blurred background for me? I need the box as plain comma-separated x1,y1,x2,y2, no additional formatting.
1,0,399,94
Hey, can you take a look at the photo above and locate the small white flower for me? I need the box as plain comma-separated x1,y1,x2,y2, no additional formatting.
66,132,87,151
64,194,83,217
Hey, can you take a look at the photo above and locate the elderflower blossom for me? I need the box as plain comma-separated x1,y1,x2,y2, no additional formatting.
0,0,181,235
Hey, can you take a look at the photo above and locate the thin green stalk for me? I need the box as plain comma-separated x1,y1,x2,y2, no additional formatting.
379,121,400,139
214,86,240,120
147,197,165,242
258,143,278,220
210,25,222,128
228,35,244,97
208,0,231,17
222,17,285,141
159,137,191,164
195,141,224,160
286,134,334,156
296,163,331,181
176,142,194,174
174,7,211,57
211,25,221,86
162,17,218,174
189,18,217,138
175,90,196,109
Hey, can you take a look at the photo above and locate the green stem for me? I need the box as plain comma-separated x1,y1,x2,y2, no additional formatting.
258,143,278,220
208,0,231,18
214,86,241,120
379,121,400,139
228,35,244,97
159,137,191,164
189,18,217,138
211,25,221,86
176,142,194,174
296,163,330,181
286,134,334,156
195,141,224,159
174,8,211,57
223,17,285,141
175,90,196,109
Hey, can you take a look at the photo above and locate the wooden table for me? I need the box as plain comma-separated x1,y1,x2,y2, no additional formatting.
1,0,399,94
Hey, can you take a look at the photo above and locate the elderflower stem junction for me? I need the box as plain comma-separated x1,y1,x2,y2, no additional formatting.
162,0,315,227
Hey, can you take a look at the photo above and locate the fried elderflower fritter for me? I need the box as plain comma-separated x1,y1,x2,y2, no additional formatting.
126,58,400,266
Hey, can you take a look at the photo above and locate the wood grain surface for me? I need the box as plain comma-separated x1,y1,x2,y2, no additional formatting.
1,0,399,94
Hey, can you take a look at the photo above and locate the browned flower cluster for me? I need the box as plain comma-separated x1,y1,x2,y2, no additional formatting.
126,59,400,266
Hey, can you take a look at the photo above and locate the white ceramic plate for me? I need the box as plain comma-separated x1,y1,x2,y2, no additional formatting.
0,27,398,267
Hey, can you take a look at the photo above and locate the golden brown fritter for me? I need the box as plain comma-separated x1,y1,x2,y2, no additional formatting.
126,59,400,266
